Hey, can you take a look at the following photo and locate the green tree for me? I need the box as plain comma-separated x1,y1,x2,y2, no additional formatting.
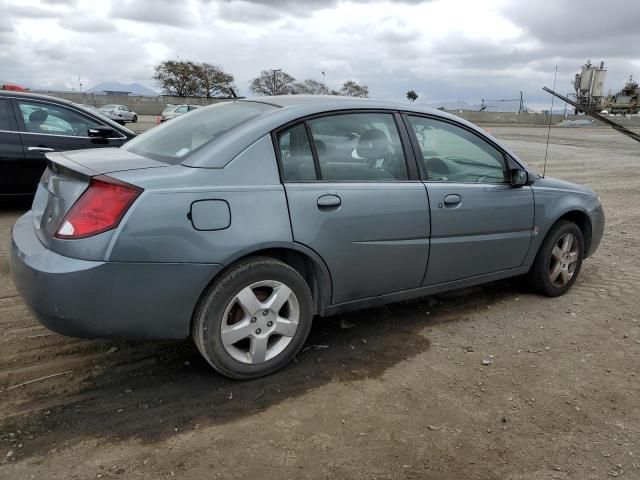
293,79,328,95
340,80,369,98
152,60,200,97
406,90,418,103
249,70,297,96
197,62,234,98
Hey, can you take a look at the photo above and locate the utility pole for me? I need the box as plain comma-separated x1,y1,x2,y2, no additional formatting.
272,69,282,96
321,71,326,94
78,74,83,94
519,91,523,114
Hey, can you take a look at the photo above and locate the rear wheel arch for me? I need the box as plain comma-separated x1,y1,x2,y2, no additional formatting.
192,246,332,329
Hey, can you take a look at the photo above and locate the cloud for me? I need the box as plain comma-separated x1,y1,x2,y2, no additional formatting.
1,0,638,110
59,17,116,33
110,0,198,26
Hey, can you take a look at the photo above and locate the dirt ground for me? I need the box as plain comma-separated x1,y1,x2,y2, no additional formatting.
1,125,639,480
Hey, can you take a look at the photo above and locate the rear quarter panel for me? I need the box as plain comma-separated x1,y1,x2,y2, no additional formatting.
107,135,293,264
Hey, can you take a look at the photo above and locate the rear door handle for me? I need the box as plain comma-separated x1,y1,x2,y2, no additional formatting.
28,146,55,152
317,194,341,210
443,194,462,205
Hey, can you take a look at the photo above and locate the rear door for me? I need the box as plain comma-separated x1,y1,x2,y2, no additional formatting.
278,111,430,304
404,115,534,285
0,98,26,195
13,98,128,194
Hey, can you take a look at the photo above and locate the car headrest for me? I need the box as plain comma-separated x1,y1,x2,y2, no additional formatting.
29,109,48,123
356,129,392,160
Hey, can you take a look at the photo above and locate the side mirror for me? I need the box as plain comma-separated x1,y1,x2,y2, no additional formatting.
511,168,528,187
88,126,115,138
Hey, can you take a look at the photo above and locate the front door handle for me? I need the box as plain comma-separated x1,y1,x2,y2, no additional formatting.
317,194,341,210
27,146,55,152
443,194,462,206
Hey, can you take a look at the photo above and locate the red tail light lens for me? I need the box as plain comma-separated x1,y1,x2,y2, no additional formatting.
55,175,142,239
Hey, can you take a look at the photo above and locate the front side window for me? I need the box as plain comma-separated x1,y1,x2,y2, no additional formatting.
17,100,101,137
123,101,276,164
278,123,316,181
407,116,507,183
307,113,408,181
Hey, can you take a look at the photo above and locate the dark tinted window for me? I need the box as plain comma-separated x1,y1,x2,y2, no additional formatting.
407,116,507,183
17,100,101,137
278,123,316,181
0,99,14,131
124,101,276,164
307,113,408,181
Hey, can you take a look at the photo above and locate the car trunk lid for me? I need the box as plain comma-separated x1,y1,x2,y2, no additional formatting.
32,148,166,243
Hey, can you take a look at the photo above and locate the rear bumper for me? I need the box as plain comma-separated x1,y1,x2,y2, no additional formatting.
10,212,223,339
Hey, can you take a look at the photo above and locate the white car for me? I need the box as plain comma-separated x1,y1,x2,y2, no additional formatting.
97,104,138,124
161,104,201,122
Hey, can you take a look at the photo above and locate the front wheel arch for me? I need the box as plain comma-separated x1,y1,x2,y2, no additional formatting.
554,210,592,256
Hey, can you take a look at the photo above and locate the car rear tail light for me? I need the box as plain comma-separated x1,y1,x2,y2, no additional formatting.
55,175,142,239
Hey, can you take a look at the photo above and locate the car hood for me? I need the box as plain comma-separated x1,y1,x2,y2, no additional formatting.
46,147,168,175
532,175,596,197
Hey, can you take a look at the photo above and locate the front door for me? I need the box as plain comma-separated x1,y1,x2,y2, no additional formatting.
278,112,430,304
404,115,534,285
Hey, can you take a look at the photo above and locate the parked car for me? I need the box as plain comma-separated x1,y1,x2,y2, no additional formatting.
0,91,136,196
97,104,138,124
160,104,201,122
10,96,604,379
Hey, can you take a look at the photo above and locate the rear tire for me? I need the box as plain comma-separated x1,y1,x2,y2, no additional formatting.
529,220,584,297
192,257,313,379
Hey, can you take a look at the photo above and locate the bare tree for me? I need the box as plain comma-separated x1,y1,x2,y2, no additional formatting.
406,90,418,103
249,70,297,96
197,63,234,98
340,80,369,98
293,79,328,95
152,60,201,97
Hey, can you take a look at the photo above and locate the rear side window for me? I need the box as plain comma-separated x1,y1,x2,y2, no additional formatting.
124,101,277,164
278,123,316,181
308,113,408,181
0,99,15,131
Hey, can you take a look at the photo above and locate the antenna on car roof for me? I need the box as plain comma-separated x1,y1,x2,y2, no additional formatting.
542,65,557,178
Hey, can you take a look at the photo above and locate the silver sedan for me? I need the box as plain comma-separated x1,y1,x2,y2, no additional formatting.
10,96,604,379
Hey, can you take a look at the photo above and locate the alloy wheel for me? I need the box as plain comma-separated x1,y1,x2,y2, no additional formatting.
220,280,300,364
548,233,580,288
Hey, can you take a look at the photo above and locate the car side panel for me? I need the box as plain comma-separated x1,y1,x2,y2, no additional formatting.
108,135,293,264
524,179,604,265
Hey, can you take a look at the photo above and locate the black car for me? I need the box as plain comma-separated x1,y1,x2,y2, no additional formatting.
0,91,136,196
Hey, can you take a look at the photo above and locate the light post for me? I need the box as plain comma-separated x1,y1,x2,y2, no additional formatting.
321,71,326,94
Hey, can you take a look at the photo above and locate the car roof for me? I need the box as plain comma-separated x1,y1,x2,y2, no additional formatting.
180,95,526,170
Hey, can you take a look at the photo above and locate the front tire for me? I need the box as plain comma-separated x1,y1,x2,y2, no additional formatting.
132,115,138,123
192,257,313,379
529,220,584,297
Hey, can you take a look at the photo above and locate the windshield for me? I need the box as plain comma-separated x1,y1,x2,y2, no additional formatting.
123,101,277,164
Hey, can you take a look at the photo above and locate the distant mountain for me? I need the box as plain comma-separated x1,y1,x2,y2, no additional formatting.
87,82,157,96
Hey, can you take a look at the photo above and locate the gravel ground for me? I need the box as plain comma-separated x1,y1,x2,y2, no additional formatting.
0,125,638,480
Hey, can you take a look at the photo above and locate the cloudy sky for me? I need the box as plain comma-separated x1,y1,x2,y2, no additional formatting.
2,0,639,109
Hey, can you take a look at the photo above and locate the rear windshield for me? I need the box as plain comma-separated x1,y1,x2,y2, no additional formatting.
123,101,277,164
